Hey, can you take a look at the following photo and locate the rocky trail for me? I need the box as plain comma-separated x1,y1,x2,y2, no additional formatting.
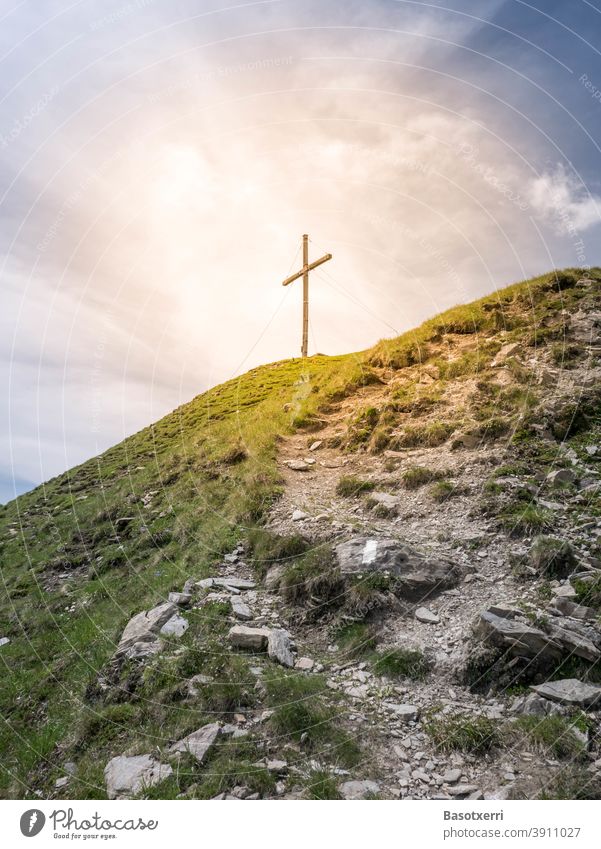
5,270,601,801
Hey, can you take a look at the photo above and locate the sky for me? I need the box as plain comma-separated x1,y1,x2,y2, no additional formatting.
1,0,601,502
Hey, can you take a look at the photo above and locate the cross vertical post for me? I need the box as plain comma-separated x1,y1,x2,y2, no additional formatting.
302,234,309,358
281,235,332,358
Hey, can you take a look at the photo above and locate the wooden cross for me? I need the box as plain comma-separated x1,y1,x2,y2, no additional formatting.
282,234,332,358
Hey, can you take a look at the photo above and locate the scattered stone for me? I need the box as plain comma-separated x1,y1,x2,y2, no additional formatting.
369,492,400,516
228,625,270,651
187,674,212,697
104,755,173,800
415,607,440,624
339,779,380,800
231,598,253,621
264,564,285,591
309,440,322,451
476,608,563,660
491,343,521,368
0,637,9,648
335,536,464,600
547,469,576,486
214,578,256,591
114,602,176,658
295,656,315,671
387,704,419,722
529,536,578,578
531,679,601,709
168,592,192,607
170,723,221,764
447,784,480,798
55,776,69,789
285,460,310,472
551,597,596,620
160,614,189,638
292,509,309,521
196,578,214,589
511,693,564,717
442,769,462,784
267,629,295,667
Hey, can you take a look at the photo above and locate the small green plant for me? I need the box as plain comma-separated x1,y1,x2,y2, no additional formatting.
512,716,586,760
372,647,431,680
265,671,360,767
538,767,601,800
335,475,375,497
529,535,577,579
425,714,500,754
402,466,446,490
305,770,342,800
499,502,553,536
335,622,377,660
430,480,454,502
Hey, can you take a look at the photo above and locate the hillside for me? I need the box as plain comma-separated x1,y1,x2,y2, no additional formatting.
1,267,601,800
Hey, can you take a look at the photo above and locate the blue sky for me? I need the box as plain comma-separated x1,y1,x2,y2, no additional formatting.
1,0,601,502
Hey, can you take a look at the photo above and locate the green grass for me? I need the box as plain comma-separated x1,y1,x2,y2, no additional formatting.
372,648,431,680
0,265,599,797
512,716,586,761
264,671,361,768
424,714,501,754
304,769,342,800
402,466,447,490
335,475,376,497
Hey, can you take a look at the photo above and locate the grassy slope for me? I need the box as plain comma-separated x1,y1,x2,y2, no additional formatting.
0,266,599,798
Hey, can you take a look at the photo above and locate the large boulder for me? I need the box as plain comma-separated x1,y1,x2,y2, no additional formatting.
334,536,464,600
476,609,563,660
228,625,270,651
104,754,173,800
529,536,578,578
114,602,177,658
531,679,601,709
267,629,295,667
170,723,221,764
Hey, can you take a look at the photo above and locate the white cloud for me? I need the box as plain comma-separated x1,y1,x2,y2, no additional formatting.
527,166,601,234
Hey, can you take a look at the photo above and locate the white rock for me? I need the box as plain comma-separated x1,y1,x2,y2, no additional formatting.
104,755,173,800
531,679,601,708
309,440,322,451
415,607,440,624
115,602,176,656
228,625,270,651
292,509,309,521
388,704,419,722
0,637,9,648
170,723,221,764
339,779,380,800
231,598,253,621
295,656,315,671
267,629,295,667
160,614,189,638
442,768,462,784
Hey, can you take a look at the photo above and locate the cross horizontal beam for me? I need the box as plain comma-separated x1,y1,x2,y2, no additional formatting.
281,252,332,287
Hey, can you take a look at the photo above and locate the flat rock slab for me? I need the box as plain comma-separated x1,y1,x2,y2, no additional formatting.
104,754,173,800
231,598,253,621
160,614,189,638
477,610,563,660
335,536,464,600
532,679,601,709
387,703,419,722
228,625,270,651
170,723,221,764
285,460,310,471
267,629,295,667
339,780,380,800
168,592,192,607
214,578,256,591
115,602,177,657
415,606,439,624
